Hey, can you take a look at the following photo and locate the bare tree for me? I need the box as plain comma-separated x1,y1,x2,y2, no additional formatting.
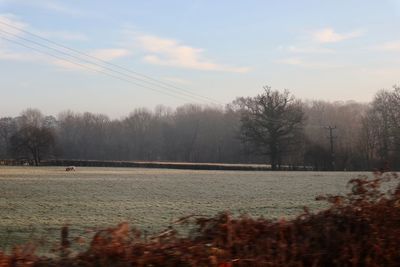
4,89,397,170
10,109,55,166
359,109,380,168
362,86,400,168
303,100,368,170
0,117,17,158
237,86,305,170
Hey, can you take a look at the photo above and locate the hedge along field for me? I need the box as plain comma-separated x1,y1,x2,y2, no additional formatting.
0,166,368,249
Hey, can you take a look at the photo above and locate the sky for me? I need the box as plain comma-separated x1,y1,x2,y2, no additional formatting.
0,0,400,118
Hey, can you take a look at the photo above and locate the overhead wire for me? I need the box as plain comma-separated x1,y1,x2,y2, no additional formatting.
0,33,196,103
0,28,205,103
0,20,223,105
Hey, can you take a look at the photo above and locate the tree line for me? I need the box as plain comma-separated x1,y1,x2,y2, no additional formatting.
1,86,399,170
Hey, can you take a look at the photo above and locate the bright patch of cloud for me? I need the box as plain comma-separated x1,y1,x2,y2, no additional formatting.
136,34,250,73
312,28,363,43
90,48,130,61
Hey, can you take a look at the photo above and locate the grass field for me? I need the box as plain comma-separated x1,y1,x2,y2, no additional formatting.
0,166,369,249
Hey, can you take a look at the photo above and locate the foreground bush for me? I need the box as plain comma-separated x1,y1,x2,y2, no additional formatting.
1,171,399,266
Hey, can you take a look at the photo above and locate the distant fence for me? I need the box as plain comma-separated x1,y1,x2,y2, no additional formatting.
42,160,272,171
0,158,314,171
0,159,34,166
41,160,314,171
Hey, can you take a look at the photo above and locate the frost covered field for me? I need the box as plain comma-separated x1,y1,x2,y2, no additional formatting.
0,166,367,248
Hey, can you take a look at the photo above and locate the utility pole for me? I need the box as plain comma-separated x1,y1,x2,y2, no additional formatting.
325,126,337,171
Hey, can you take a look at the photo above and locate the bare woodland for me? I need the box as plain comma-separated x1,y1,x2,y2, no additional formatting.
1,86,399,170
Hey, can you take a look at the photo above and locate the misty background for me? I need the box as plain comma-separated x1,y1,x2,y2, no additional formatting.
1,86,400,170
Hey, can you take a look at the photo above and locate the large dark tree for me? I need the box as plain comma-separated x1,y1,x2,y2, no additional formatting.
237,87,305,170
10,126,55,166
0,117,17,158
9,109,55,166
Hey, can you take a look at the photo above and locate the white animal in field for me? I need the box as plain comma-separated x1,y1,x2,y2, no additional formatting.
65,166,76,171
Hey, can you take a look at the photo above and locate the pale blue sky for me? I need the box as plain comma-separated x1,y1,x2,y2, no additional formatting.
1,0,400,117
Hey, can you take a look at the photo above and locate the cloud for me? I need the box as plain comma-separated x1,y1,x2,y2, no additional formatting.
53,49,130,71
312,28,363,43
0,13,87,42
0,41,82,70
90,48,130,61
47,48,131,72
0,13,130,72
136,34,250,73
376,41,400,52
51,59,103,72
0,14,56,62
0,14,36,61
0,13,27,37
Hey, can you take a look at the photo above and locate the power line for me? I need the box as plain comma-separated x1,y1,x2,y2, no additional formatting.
324,126,337,171
0,29,209,104
0,21,221,104
0,34,198,103
0,20,223,105
0,29,215,104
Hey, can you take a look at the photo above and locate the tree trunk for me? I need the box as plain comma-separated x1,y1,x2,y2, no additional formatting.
33,147,39,166
270,143,277,170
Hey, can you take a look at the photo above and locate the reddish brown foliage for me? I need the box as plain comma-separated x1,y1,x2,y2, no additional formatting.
1,171,400,266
